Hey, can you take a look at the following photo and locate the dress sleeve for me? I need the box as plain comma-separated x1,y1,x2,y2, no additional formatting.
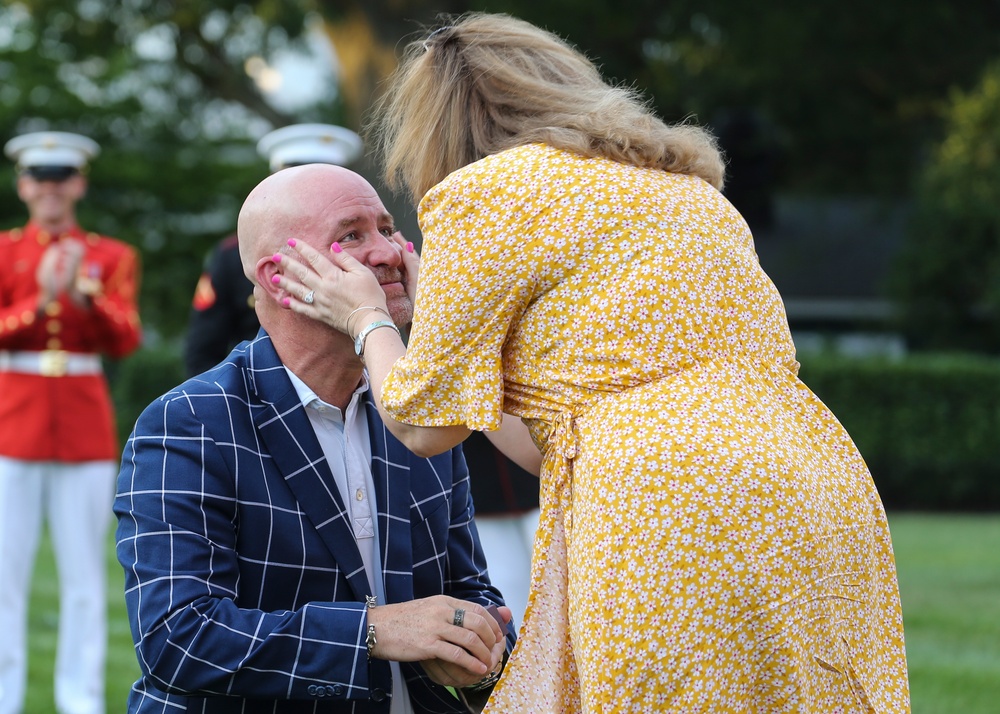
381,169,538,432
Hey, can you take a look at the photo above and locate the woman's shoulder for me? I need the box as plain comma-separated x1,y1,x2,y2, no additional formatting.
429,144,610,201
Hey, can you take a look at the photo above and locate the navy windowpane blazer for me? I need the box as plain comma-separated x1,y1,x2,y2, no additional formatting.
114,331,514,713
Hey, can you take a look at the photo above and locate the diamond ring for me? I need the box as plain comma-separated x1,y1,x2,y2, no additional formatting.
303,290,315,305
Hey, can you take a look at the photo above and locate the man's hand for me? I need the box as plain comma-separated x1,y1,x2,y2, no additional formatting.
59,239,92,308
367,596,508,687
35,244,64,305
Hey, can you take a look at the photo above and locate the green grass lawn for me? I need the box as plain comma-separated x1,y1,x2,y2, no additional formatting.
887,512,1000,713
21,512,1000,712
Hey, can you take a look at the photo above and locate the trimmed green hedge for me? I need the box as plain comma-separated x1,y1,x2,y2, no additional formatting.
800,352,1000,511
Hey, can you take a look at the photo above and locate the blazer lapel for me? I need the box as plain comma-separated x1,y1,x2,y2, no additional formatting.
249,334,372,602
365,395,415,605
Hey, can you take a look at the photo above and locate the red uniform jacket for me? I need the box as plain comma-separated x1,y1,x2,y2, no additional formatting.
0,221,142,461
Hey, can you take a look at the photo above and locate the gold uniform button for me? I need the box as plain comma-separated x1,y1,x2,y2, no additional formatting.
21,311,35,325
45,302,62,316
46,337,62,349
37,231,51,245
5,316,17,330
46,319,62,334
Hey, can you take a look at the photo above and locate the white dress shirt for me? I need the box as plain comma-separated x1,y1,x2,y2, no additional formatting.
286,369,414,714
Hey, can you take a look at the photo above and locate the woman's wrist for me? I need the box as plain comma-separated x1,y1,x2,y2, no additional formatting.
347,305,392,339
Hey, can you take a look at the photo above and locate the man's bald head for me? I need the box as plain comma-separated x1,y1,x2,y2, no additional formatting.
236,163,382,280
237,162,412,330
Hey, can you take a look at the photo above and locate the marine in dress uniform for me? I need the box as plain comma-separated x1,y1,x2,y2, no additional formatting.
0,131,141,714
183,124,363,376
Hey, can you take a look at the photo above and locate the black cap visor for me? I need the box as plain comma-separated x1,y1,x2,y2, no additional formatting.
21,165,80,182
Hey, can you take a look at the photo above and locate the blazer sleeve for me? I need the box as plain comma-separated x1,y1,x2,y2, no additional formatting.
114,390,375,702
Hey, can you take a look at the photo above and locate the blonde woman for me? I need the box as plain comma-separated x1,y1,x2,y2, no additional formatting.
273,12,910,713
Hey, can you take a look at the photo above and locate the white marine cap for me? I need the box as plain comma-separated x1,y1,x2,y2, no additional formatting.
257,123,363,172
4,131,100,169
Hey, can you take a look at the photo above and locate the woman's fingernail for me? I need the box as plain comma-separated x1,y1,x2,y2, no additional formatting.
271,275,280,284
282,297,290,307
405,241,414,253
331,242,342,254
272,254,282,263
287,238,296,247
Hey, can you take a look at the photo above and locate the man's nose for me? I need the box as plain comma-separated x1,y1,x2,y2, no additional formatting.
367,233,403,266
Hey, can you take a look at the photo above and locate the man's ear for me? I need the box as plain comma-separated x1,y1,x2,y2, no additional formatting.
256,256,288,307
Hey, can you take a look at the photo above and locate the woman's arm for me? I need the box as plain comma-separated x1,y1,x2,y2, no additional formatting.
355,320,471,457
485,416,541,477
274,237,469,457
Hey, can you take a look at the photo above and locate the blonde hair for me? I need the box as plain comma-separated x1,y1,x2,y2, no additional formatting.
368,12,725,205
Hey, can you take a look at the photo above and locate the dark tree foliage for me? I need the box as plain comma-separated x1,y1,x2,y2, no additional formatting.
890,61,1000,353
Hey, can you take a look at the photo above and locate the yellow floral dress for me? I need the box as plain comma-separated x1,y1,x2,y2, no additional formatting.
382,144,910,713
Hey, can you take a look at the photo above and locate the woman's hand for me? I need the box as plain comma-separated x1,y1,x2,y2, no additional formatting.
389,232,420,308
272,238,387,337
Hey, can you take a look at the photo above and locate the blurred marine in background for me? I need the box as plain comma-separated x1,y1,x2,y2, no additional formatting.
0,131,142,714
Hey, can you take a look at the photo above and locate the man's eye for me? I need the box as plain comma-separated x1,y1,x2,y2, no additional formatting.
380,227,395,237
340,232,357,242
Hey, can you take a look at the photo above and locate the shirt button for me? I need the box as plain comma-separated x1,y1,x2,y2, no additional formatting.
356,488,364,501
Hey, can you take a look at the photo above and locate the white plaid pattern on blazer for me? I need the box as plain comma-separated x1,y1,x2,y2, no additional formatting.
114,331,514,713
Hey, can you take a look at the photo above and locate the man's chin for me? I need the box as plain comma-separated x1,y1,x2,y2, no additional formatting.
385,297,414,328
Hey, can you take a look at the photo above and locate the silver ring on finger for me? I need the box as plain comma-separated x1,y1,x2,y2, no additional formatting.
453,608,465,628
303,289,315,305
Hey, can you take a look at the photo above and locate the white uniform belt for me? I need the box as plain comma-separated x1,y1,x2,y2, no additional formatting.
0,350,103,377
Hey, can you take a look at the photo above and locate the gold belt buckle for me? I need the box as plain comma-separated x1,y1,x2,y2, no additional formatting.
39,350,69,377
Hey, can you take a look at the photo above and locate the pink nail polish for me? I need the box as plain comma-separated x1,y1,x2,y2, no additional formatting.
287,238,296,247
331,243,342,254
282,297,290,307
271,275,280,284
405,242,414,253
272,254,282,263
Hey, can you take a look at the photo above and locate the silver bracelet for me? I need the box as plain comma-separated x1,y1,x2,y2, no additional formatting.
346,306,391,337
365,595,377,660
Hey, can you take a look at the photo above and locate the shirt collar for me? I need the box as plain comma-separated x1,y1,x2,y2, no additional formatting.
284,367,370,411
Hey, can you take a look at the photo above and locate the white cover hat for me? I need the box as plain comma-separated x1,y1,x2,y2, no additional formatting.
4,131,100,169
257,123,363,172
